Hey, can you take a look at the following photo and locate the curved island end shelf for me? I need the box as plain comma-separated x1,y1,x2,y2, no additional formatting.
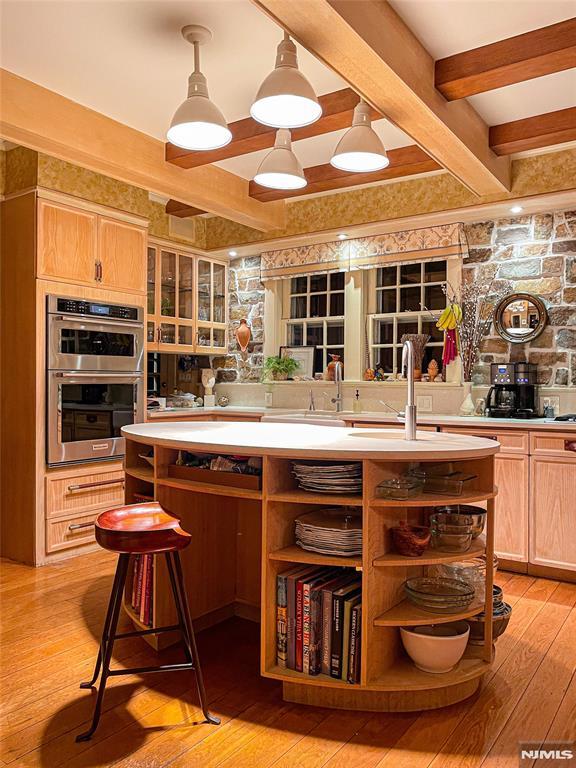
122,421,499,713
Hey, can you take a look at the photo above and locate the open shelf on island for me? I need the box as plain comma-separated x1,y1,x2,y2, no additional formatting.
125,466,154,483
373,537,486,567
374,599,484,627
369,487,497,507
268,489,362,506
264,665,359,688
157,476,262,500
269,544,362,569
369,651,491,691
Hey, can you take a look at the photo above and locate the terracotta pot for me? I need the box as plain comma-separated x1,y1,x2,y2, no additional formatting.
326,354,343,382
235,319,251,352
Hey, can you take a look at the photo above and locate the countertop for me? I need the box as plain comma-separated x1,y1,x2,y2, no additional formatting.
123,421,499,460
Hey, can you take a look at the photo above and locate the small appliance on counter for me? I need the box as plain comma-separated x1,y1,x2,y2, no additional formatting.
485,362,539,419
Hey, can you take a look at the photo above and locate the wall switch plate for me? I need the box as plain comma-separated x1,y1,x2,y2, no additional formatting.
417,395,433,412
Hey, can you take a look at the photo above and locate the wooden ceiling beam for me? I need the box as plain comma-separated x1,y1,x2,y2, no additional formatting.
489,108,576,156
0,68,285,232
250,0,510,196
165,200,206,217
435,19,576,100
166,88,380,169
249,145,441,202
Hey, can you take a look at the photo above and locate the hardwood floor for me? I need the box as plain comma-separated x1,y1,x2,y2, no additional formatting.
1,552,575,767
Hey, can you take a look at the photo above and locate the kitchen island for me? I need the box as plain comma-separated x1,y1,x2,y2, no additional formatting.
122,421,499,712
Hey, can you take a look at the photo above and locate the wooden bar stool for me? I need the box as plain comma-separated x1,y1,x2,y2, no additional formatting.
76,501,220,742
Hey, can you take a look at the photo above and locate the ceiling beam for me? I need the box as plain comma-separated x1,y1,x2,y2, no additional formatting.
250,0,510,197
166,88,380,169
489,108,576,156
0,69,285,232
165,200,206,217
435,19,576,100
249,145,440,202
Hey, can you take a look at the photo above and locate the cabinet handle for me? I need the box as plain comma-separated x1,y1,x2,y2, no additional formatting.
67,478,125,492
68,522,95,531
565,441,576,453
157,327,161,343
94,260,99,282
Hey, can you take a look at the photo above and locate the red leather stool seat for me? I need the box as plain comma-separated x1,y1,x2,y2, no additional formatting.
96,502,191,554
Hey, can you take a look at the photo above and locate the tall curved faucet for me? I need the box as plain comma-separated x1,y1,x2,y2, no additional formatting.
402,339,417,440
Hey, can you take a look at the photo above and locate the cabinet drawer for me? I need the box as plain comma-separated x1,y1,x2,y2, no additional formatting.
530,431,576,458
46,511,98,554
45,466,125,519
440,427,528,454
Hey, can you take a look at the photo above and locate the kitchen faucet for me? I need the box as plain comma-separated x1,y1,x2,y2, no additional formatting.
331,360,344,413
308,388,316,412
401,339,417,440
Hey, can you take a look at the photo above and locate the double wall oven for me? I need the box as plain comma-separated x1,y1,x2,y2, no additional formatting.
47,296,145,466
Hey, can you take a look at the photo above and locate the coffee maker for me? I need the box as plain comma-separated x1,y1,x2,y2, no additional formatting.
486,362,539,418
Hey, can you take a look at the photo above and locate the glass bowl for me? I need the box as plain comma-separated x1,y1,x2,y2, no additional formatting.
430,530,473,553
433,505,486,538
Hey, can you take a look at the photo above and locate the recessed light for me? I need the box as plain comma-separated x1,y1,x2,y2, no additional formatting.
338,233,347,240
510,205,523,214
228,250,238,257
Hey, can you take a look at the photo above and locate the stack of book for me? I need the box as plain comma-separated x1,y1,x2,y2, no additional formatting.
276,566,362,683
130,554,154,626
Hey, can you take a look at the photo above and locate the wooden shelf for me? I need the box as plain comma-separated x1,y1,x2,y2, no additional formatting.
374,599,484,627
369,651,491,691
268,489,362,506
125,466,154,482
269,545,362,569
157,476,262,500
122,596,152,632
264,665,359,689
369,487,497,507
373,537,486,567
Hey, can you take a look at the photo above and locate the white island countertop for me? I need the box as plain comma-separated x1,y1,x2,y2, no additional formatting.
123,421,499,460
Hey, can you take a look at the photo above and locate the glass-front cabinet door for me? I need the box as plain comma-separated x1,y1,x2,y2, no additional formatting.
196,258,227,353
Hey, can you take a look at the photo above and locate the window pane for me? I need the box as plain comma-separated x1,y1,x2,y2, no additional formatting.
330,272,345,290
422,320,444,343
178,325,193,345
288,324,304,346
160,323,176,344
310,293,327,318
377,266,396,287
375,348,393,373
378,289,397,313
400,286,421,312
310,274,327,293
313,348,324,375
290,295,307,319
327,322,344,345
422,345,443,374
306,323,323,347
212,328,226,348
397,347,405,375
375,319,393,344
330,292,344,316
424,284,446,311
400,263,421,285
291,276,307,294
197,327,211,347
398,317,419,338
425,261,447,283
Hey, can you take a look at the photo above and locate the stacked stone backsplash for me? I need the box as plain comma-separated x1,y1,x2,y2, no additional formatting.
463,210,576,386
210,256,265,383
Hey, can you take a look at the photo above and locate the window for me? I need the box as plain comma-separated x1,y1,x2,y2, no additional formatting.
369,261,447,375
285,272,345,374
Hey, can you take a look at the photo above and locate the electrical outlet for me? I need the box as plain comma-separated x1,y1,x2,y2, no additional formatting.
417,395,433,413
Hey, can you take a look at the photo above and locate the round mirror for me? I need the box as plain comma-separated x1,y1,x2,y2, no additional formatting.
493,292,547,344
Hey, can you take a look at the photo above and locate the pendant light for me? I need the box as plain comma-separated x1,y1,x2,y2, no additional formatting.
251,33,322,129
253,129,307,190
167,25,232,151
330,100,389,173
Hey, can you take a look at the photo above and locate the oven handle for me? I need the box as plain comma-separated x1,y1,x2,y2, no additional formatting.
52,315,143,329
54,372,142,380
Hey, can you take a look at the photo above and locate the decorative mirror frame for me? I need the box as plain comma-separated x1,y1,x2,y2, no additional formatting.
493,292,548,344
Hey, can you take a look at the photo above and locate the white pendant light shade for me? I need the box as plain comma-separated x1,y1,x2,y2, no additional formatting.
251,34,322,129
253,129,307,190
330,100,389,173
167,25,232,151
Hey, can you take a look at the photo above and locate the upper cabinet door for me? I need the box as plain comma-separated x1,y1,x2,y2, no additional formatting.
97,217,147,294
37,199,98,284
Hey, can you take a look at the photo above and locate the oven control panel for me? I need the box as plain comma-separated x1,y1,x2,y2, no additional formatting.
55,298,139,321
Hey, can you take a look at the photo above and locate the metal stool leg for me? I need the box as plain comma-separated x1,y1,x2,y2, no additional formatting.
169,551,220,725
76,553,130,742
80,558,126,689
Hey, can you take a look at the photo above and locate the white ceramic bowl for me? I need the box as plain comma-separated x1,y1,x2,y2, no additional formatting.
400,621,470,673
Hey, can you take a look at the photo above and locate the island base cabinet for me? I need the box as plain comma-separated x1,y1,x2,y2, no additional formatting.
493,454,529,563
530,456,576,572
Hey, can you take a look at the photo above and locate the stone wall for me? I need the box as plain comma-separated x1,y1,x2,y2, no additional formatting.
211,256,265,383
463,210,576,386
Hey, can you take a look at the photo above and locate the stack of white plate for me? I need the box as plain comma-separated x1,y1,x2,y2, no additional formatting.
292,461,362,495
295,508,363,557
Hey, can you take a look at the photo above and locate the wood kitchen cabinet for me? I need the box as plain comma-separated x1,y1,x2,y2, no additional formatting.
97,217,147,293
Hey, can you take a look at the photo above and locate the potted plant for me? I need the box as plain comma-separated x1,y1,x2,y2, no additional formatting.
262,355,300,382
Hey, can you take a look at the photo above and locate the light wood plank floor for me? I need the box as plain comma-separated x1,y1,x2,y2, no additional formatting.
1,552,575,768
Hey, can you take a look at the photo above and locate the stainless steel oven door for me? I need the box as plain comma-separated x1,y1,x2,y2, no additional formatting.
48,314,144,372
47,371,144,466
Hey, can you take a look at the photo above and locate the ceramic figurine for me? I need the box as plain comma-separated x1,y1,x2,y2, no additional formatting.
325,354,342,381
217,395,230,407
427,359,439,381
201,368,216,406
363,368,376,381
234,319,251,352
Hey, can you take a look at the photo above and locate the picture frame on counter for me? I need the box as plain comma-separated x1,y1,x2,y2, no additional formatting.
280,345,315,379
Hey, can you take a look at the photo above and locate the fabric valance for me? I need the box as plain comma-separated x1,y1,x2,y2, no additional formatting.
260,222,467,280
